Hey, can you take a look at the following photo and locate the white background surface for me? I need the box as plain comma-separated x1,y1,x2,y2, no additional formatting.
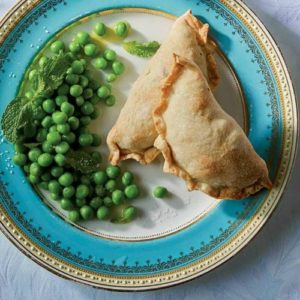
0,0,300,299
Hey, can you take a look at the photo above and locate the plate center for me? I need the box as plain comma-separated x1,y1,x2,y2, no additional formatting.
38,10,246,241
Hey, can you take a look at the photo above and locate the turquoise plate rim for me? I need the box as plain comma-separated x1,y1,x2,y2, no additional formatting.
0,0,297,291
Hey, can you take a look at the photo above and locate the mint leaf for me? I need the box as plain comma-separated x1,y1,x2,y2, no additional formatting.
1,97,33,143
123,41,160,58
65,149,101,174
35,52,70,97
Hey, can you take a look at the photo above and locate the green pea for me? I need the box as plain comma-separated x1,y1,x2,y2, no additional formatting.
33,106,46,120
41,116,53,128
89,108,98,119
90,197,103,209
76,184,89,199
28,69,38,82
78,133,93,146
88,79,101,91
80,58,87,68
80,116,91,126
112,190,124,205
28,174,40,184
57,83,69,96
153,186,168,198
42,99,56,114
49,125,57,133
95,185,106,197
76,31,90,45
91,134,101,147
50,193,61,201
29,162,42,176
55,95,68,106
58,172,73,187
84,43,98,57
76,198,87,208
94,22,106,36
68,116,79,130
28,148,42,162
54,153,66,167
79,75,89,88
42,141,54,153
14,142,26,154
41,172,51,182
51,166,64,178
80,205,94,220
97,86,110,98
83,88,93,99
112,61,125,75
78,127,90,134
65,73,79,85
48,180,62,194
68,210,80,222
36,128,48,142
106,73,117,82
38,181,49,190
80,175,90,185
52,111,68,124
23,164,30,174
13,153,27,166
124,184,140,199
75,96,85,107
37,153,53,167
47,131,61,145
103,196,113,207
106,165,121,179
105,179,116,192
39,56,49,67
93,57,108,69
104,49,116,61
63,186,75,199
80,101,94,115
105,95,116,107
91,152,102,165
69,41,81,54
96,206,109,220
122,206,136,221
93,171,107,185
70,84,83,97
25,90,34,99
50,40,65,54
114,21,129,37
90,95,101,105
61,102,75,116
122,171,133,186
57,123,70,135
60,198,73,211
62,132,76,144
71,60,84,75
65,52,76,63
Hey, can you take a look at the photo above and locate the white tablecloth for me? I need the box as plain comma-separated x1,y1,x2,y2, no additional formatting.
0,0,300,299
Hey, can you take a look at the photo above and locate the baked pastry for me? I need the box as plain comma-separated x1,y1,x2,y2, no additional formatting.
153,54,272,199
107,10,219,165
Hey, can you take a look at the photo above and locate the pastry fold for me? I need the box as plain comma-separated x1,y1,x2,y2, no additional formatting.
153,54,272,199
107,10,219,165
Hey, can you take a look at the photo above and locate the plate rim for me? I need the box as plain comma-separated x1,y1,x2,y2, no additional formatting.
0,0,298,291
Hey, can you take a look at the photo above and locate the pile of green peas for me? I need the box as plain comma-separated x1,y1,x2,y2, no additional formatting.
13,28,140,224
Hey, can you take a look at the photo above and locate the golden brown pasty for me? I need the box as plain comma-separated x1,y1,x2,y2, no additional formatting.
107,10,219,165
153,54,272,199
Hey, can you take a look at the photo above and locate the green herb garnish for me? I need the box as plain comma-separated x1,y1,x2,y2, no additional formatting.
65,149,101,174
123,41,160,58
1,52,70,143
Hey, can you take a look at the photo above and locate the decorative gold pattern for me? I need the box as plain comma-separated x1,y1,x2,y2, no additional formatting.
0,0,297,291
